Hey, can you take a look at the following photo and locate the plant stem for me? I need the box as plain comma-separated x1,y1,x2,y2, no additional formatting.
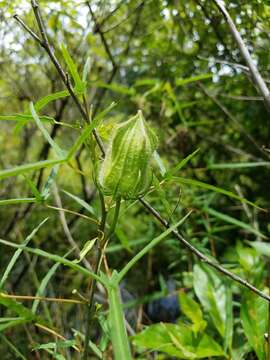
83,196,121,359
108,197,121,237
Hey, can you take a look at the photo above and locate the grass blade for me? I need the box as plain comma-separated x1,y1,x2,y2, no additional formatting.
0,198,36,206
165,149,200,178
62,190,95,215
30,103,65,157
175,73,212,86
0,114,54,123
0,158,66,181
207,162,270,170
203,207,266,239
174,176,262,210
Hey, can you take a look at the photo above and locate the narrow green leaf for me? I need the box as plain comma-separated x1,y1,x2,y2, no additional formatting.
62,190,95,215
0,114,54,123
153,151,166,176
96,82,135,96
35,90,70,111
165,149,200,178
0,295,36,320
175,73,212,86
224,284,233,352
33,339,77,350
207,161,270,170
61,44,85,92
0,158,66,181
174,176,262,210
134,78,160,87
73,238,97,264
24,175,43,201
204,207,266,239
82,57,91,82
0,318,30,332
30,103,65,157
41,166,59,200
0,198,36,206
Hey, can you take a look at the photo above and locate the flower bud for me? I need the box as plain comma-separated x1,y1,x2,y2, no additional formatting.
98,110,158,199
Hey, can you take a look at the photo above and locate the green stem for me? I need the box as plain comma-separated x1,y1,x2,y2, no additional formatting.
83,195,121,359
108,197,121,237
107,275,132,360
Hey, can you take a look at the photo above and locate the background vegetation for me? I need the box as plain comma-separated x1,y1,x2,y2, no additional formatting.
0,0,270,359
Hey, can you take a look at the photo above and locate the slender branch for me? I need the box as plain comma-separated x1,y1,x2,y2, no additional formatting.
86,2,117,70
13,14,42,44
139,197,270,303
97,0,126,31
14,2,105,157
213,0,270,113
194,0,231,58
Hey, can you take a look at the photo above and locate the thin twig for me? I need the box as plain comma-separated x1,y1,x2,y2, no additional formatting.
13,14,42,44
213,0,270,112
139,197,270,303
14,2,105,157
86,2,117,70
0,292,84,304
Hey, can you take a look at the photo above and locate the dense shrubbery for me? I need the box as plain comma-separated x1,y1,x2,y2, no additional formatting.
0,1,270,359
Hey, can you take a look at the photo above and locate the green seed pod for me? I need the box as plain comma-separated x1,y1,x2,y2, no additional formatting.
98,110,158,199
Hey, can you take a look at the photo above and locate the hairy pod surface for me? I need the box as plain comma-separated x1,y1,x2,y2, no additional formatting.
98,110,158,199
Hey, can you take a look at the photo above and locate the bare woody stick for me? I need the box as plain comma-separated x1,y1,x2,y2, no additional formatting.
213,0,270,113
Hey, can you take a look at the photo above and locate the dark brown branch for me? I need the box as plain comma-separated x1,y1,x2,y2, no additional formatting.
13,14,42,44
139,197,270,303
86,2,117,70
97,0,126,31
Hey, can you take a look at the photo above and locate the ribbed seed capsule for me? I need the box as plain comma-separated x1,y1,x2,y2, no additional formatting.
98,110,158,199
